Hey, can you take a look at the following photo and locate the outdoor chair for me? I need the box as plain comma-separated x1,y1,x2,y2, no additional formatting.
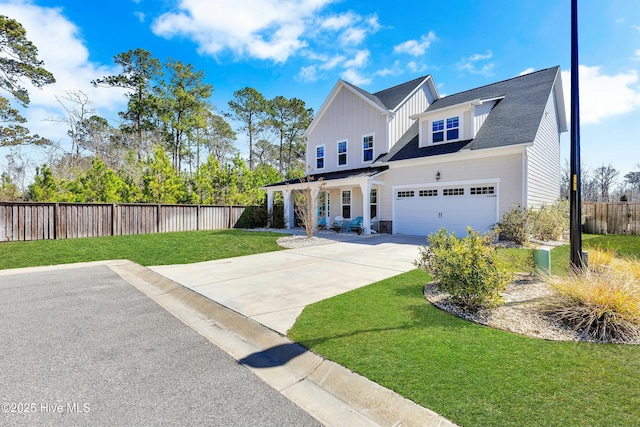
330,216,345,232
344,216,364,234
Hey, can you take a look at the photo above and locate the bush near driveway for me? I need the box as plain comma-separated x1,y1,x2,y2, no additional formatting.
414,228,513,309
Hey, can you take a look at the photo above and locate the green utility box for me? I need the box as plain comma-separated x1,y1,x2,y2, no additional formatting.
534,247,551,275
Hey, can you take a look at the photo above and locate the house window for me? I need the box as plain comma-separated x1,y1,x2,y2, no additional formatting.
337,140,347,166
447,117,459,140
432,116,460,143
316,145,325,169
370,188,377,219
342,190,351,218
419,189,438,197
363,135,374,162
397,190,415,198
432,120,444,143
470,186,495,195
443,188,464,196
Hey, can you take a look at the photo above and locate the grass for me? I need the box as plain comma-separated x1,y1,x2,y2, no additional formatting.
289,268,640,427
550,234,640,275
0,229,286,269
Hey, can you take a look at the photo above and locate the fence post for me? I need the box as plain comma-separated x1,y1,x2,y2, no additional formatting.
157,204,161,233
54,203,60,239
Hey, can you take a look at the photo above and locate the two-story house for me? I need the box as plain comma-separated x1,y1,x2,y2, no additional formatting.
265,66,567,236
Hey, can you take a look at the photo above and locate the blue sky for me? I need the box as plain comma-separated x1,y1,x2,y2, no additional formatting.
2,0,640,179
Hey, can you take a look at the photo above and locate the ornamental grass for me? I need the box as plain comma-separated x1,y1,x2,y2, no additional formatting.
542,248,640,343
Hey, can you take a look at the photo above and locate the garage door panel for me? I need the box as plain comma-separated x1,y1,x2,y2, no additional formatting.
394,186,496,237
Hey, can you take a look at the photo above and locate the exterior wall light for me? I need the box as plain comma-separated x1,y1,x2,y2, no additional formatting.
436,171,441,181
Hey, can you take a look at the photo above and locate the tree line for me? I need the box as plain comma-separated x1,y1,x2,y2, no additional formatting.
0,16,312,204
561,161,640,202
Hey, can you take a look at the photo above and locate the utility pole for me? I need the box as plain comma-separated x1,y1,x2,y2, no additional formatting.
569,0,583,270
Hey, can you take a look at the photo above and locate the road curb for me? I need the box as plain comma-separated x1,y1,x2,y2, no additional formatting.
108,260,456,427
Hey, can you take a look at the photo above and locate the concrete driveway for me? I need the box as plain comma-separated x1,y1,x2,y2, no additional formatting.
150,234,425,334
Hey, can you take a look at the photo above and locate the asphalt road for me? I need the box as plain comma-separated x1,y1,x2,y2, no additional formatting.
0,265,321,427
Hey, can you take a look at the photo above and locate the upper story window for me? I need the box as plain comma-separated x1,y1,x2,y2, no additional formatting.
362,135,374,162
432,120,444,142
446,117,459,140
432,116,460,143
337,140,347,166
316,145,325,169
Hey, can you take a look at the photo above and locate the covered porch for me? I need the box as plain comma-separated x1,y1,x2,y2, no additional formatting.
265,167,387,235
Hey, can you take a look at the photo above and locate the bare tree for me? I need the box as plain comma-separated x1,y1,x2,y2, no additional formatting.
292,176,325,239
593,163,619,202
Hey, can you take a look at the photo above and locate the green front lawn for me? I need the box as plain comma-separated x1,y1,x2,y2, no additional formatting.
0,229,286,269
289,234,640,427
551,234,640,275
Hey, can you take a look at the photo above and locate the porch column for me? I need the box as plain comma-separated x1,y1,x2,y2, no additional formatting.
282,189,293,229
359,181,371,235
310,186,320,227
266,190,274,228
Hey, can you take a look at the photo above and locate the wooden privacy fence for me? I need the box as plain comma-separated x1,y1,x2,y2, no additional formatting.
583,202,640,235
0,202,254,242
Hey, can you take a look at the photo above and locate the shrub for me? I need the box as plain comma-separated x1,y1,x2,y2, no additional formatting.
542,252,640,343
529,200,569,241
415,228,514,309
497,201,569,244
496,204,529,245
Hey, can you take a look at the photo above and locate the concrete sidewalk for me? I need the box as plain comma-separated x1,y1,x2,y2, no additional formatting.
150,233,425,334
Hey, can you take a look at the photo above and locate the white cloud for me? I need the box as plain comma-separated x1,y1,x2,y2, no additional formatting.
343,50,369,68
458,50,494,76
393,32,437,56
0,1,127,139
634,49,640,60
297,65,318,83
340,27,366,46
319,55,346,70
152,0,333,63
468,50,493,62
321,12,357,31
561,65,640,124
634,25,640,32
341,68,371,86
407,61,428,73
134,11,146,23
375,60,403,77
519,67,535,76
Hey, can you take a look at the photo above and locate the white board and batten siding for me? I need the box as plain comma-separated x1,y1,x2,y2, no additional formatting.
388,85,434,150
526,90,562,207
306,87,387,173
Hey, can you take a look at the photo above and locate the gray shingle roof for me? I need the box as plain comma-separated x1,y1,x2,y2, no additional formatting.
264,166,389,187
373,75,430,110
342,75,430,111
377,66,561,162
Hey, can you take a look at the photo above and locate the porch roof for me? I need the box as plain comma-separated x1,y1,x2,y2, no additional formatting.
265,166,389,188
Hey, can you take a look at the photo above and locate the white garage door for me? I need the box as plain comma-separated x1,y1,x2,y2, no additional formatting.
393,185,497,236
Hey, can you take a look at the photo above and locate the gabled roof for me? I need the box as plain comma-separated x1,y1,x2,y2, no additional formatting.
264,166,389,188
305,74,436,137
377,66,566,162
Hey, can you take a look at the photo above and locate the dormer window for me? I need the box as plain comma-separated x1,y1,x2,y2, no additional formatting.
432,116,460,143
432,120,444,142
446,117,459,140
